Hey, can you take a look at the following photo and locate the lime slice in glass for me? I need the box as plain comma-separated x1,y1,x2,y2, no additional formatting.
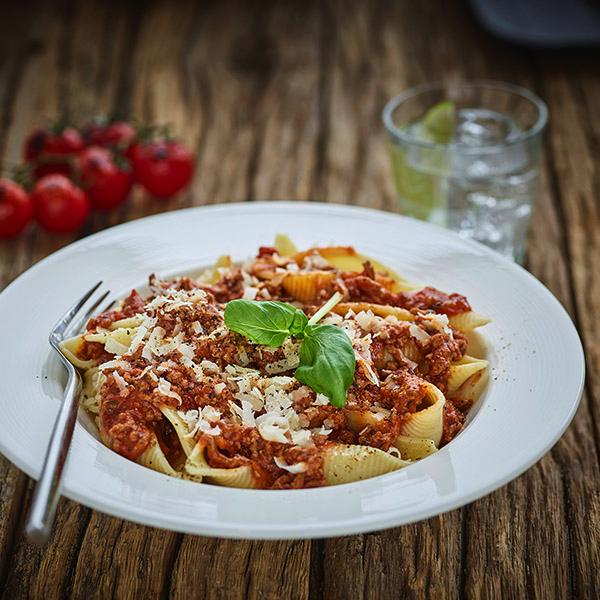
388,102,456,225
421,100,456,144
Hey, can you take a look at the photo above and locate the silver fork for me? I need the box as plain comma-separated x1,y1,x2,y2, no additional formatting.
25,281,111,545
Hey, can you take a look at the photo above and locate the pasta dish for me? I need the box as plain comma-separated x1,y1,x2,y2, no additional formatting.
62,235,489,489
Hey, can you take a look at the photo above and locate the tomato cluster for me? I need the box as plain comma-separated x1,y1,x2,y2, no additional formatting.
0,120,195,238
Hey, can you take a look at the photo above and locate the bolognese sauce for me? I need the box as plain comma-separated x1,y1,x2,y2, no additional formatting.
67,242,488,489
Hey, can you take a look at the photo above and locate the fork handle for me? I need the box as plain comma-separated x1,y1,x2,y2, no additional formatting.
25,370,82,545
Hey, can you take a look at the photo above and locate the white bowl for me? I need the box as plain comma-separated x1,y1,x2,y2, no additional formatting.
0,202,584,539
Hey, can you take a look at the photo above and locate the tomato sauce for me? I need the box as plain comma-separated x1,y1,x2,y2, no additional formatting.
441,400,465,446
202,425,326,488
400,286,471,316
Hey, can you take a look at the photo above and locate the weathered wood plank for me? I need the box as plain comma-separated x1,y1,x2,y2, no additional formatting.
2,495,91,600
124,0,271,210
0,464,26,593
323,514,463,600
169,538,310,600
69,517,180,600
534,55,600,599
0,6,76,597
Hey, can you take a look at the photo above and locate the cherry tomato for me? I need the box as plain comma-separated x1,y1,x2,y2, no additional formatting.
83,120,136,149
78,146,134,210
0,179,33,238
31,174,90,233
23,126,84,178
130,140,194,198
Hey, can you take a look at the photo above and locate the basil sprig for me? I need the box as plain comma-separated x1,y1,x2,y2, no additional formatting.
224,295,355,407
223,300,308,347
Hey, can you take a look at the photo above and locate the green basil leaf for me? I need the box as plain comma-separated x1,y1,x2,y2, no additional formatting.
295,324,356,408
224,299,308,347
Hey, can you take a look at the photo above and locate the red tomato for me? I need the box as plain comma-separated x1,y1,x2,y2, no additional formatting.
130,140,194,198
23,126,84,178
0,179,33,238
83,121,136,149
32,174,90,233
78,146,134,210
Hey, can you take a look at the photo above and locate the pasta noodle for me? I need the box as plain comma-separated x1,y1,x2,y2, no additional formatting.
324,445,411,486
394,436,438,460
138,440,179,476
447,356,489,396
282,271,337,304
185,444,257,488
62,236,490,489
399,383,446,447
448,311,491,333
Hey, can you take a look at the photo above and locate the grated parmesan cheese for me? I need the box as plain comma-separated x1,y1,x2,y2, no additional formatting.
242,286,259,300
230,399,256,427
313,394,330,406
290,430,312,446
421,313,453,336
180,408,222,437
354,310,382,333
408,322,431,343
127,325,148,354
201,360,220,373
104,337,129,357
112,371,128,393
256,413,290,443
274,457,307,474
99,359,131,371
157,377,183,405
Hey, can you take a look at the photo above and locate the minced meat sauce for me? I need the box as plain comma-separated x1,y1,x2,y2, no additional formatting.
73,247,482,489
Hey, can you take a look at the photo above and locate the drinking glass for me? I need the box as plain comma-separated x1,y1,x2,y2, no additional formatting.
382,81,548,262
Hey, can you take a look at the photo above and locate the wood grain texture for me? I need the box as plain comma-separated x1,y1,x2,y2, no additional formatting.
0,0,598,598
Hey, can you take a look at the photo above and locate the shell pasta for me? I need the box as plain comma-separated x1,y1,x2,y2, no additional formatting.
63,236,489,489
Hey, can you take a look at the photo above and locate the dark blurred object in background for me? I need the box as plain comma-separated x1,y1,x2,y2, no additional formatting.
470,0,600,46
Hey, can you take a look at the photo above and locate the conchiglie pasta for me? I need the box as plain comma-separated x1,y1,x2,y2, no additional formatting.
448,311,490,332
282,271,337,304
394,436,438,460
160,407,198,457
457,363,489,403
399,383,446,446
447,356,489,396
323,444,410,485
344,408,389,432
293,245,420,292
198,254,233,284
274,233,298,257
138,438,179,476
184,443,257,488
60,335,98,369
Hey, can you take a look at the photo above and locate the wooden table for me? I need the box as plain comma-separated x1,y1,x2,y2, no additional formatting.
0,1,598,597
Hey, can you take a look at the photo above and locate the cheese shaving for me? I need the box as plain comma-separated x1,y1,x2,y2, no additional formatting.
274,457,307,474
112,371,128,393
156,377,182,405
